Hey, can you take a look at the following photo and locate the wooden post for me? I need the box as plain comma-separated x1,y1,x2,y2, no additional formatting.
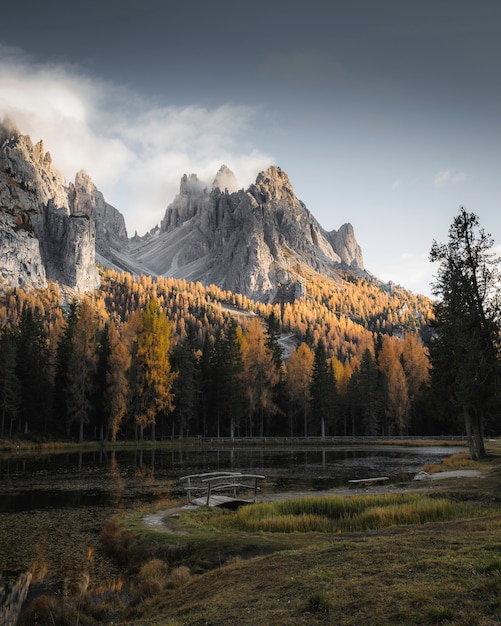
206,479,212,506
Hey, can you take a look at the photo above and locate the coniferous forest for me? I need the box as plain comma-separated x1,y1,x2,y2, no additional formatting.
0,260,450,441
0,263,485,443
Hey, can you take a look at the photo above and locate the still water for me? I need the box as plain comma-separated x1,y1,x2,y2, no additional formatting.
0,443,462,585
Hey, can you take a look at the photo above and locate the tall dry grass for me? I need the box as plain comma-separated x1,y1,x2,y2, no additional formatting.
222,493,474,533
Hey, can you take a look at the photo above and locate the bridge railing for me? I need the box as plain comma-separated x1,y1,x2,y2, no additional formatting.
180,472,265,505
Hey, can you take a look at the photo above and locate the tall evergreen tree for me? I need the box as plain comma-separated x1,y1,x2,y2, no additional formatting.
16,306,52,434
53,302,79,437
266,311,283,369
310,339,334,438
348,348,381,436
67,299,98,443
171,324,200,438
429,208,501,458
208,321,245,438
0,328,20,436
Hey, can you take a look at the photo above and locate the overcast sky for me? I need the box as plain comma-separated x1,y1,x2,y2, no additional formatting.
1,0,501,297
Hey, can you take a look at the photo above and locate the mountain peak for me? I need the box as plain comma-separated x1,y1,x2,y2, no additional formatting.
212,165,239,193
131,165,365,303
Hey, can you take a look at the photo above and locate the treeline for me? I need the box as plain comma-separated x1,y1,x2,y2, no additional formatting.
0,268,449,442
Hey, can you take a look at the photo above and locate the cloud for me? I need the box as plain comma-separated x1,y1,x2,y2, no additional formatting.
0,45,273,234
379,251,435,298
433,168,467,187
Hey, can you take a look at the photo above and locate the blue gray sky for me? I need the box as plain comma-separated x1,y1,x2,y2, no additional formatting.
1,0,501,297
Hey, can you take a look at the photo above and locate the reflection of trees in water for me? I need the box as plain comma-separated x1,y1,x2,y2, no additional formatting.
110,451,125,507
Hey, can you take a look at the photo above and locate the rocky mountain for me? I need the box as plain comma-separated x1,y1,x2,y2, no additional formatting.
68,170,128,258
127,165,365,302
0,122,367,303
0,122,125,293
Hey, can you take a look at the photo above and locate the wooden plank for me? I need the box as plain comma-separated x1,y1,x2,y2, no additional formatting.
348,477,389,484
191,495,253,507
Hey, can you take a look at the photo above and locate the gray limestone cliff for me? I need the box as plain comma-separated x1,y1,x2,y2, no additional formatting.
68,170,128,256
0,122,100,292
130,165,365,303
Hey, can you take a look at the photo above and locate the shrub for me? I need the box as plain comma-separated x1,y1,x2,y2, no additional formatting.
169,565,191,588
306,592,330,615
136,558,169,597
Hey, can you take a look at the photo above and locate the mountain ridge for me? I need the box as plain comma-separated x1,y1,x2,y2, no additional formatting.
126,164,366,303
0,122,379,303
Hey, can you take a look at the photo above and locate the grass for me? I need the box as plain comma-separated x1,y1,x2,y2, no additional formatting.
422,449,480,474
216,493,480,533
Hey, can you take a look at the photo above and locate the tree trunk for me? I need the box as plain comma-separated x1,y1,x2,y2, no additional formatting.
471,410,485,458
463,407,477,460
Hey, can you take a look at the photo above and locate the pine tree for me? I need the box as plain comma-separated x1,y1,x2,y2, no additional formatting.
171,324,200,438
53,302,79,437
310,339,335,438
0,328,20,436
67,299,98,443
348,348,381,436
15,306,52,434
429,208,501,457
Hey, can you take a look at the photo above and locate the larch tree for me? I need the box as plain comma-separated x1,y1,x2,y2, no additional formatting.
401,333,430,431
106,320,132,442
240,317,280,437
429,208,501,458
135,298,176,441
378,336,409,436
286,342,314,436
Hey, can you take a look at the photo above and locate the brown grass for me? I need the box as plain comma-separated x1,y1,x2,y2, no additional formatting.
422,449,479,473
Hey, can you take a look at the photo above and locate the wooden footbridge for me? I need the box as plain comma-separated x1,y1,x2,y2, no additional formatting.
180,472,265,508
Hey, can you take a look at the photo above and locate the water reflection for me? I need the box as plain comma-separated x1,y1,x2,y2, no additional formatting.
0,444,463,513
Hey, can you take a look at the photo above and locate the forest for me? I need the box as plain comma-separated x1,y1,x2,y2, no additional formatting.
0,264,464,442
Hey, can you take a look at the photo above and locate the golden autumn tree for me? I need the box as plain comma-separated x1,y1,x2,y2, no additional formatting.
240,317,280,437
401,334,430,401
378,336,409,435
135,298,177,441
286,342,314,436
107,320,132,442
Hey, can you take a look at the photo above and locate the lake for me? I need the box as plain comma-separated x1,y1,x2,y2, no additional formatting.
0,442,463,588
